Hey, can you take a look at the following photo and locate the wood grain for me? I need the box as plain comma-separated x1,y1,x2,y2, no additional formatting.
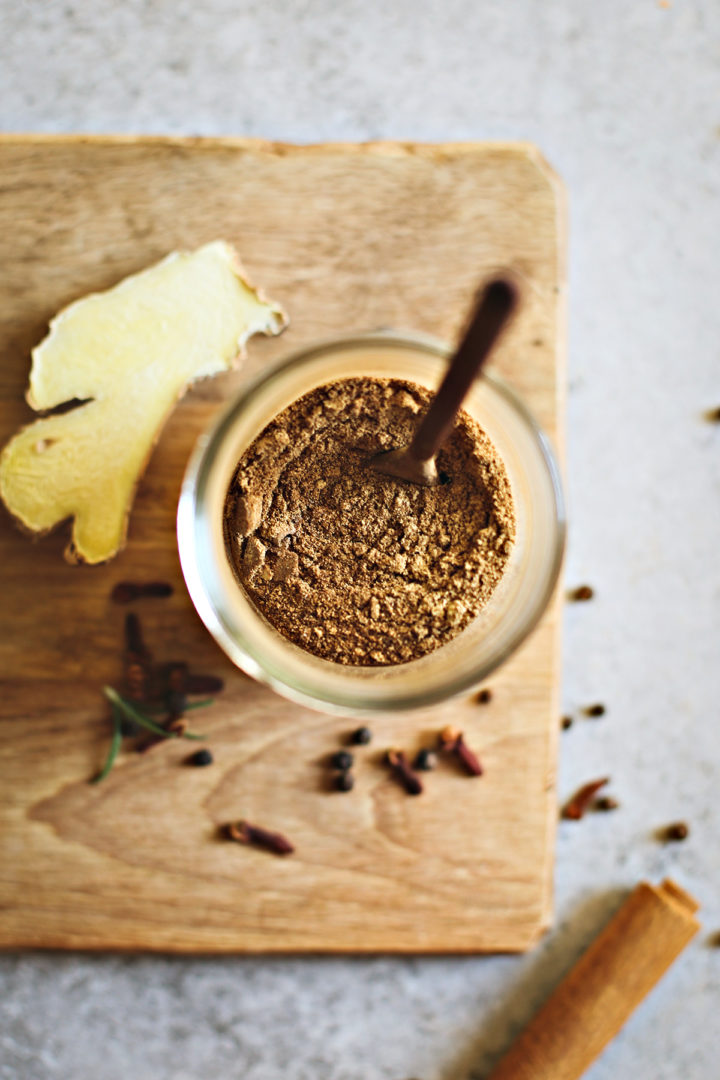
0,136,565,952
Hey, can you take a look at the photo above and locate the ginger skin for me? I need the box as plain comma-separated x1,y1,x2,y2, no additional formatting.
0,242,287,564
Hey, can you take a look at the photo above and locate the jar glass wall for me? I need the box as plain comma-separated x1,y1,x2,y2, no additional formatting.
177,331,565,715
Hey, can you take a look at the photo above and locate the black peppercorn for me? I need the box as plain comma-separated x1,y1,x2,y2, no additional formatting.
585,703,606,718
595,795,619,811
414,748,437,771
334,771,355,792
561,716,573,730
475,688,492,705
189,748,213,767
331,750,353,770
350,726,372,745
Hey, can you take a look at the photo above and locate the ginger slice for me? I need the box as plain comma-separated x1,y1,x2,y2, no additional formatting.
0,241,287,564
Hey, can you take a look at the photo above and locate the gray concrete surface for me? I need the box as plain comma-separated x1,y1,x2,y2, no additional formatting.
1,1,719,1077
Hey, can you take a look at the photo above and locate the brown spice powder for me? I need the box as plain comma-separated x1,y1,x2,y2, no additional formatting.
223,377,515,666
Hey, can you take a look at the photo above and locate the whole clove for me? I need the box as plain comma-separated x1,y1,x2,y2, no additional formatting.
570,585,594,601
136,710,188,753
124,612,149,659
184,673,225,695
385,749,423,795
664,822,689,841
562,777,610,820
166,690,188,715
225,820,294,855
92,613,222,782
112,581,174,604
123,613,152,709
438,725,483,776
166,663,188,691
125,662,146,699
165,716,188,737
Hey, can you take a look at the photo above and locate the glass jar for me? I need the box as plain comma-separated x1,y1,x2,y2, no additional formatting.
177,331,565,715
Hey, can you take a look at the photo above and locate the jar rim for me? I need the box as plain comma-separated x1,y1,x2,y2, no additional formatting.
177,329,566,715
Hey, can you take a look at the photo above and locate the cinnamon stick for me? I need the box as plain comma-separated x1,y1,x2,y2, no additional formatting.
487,879,700,1080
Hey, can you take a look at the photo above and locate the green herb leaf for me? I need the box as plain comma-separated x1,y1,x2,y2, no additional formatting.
102,687,205,740
91,703,123,784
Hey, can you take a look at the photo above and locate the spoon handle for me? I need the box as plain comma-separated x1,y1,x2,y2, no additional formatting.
408,277,519,464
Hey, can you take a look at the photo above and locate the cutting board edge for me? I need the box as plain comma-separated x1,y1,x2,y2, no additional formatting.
0,137,566,954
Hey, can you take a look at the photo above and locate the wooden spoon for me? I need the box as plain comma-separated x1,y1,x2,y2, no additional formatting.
368,277,519,486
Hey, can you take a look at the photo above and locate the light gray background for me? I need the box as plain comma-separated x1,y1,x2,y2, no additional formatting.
1,2,719,1078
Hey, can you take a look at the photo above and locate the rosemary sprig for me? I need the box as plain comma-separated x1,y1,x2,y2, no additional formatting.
102,686,205,740
91,702,123,784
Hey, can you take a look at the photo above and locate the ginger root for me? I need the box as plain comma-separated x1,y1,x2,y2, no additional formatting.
0,241,287,564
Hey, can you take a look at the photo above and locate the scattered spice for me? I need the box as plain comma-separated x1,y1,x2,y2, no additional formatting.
334,771,355,792
385,749,423,795
165,716,188,736
124,612,150,659
103,686,200,738
112,581,174,603
562,777,610,820
225,820,294,855
350,726,372,745
122,612,152,712
136,730,168,754
189,748,213,767
166,663,188,690
561,716,574,730
184,673,225,695
105,688,204,739
438,725,483,776
705,406,720,423
414,748,438,771
475,688,492,705
331,750,354,771
569,585,594,602
124,663,147,706
90,612,224,783
91,688,209,777
182,698,216,712
595,795,619,811
585,703,606,718
664,822,689,841
166,690,188,714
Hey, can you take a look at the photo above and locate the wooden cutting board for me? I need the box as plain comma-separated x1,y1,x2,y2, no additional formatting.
0,136,565,952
